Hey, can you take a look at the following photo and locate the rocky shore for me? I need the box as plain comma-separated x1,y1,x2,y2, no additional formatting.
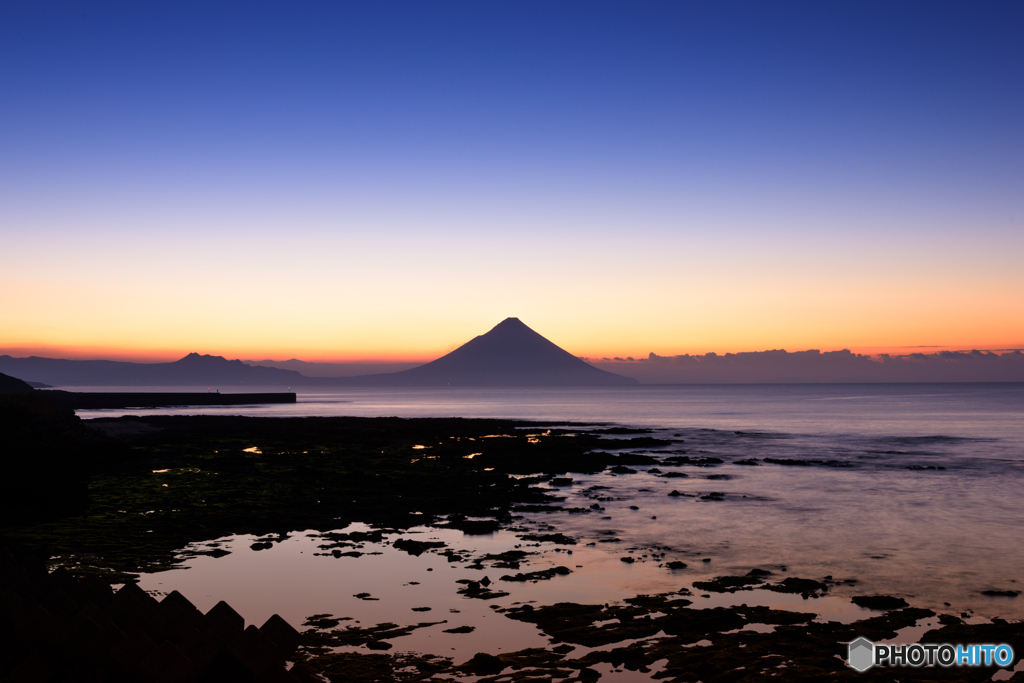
1,402,1021,681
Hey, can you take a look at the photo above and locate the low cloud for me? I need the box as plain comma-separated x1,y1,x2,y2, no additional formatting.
591,349,1024,383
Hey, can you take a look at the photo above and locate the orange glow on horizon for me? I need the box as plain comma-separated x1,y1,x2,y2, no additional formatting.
3,340,1020,366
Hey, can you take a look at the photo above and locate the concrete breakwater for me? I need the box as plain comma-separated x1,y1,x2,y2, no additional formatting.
41,391,297,409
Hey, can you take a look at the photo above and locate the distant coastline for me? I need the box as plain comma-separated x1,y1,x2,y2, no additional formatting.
3,349,1023,387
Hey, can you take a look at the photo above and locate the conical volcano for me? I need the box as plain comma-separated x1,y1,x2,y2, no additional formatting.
341,318,637,386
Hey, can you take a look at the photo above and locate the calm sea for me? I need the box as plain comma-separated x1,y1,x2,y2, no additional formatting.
72,384,1024,658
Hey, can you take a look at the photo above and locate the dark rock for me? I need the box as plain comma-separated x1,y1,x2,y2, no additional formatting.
462,652,506,675
500,566,572,582
763,457,852,467
766,577,830,598
852,595,909,610
392,538,447,556
662,456,723,467
519,533,576,545
692,575,766,593
444,519,501,535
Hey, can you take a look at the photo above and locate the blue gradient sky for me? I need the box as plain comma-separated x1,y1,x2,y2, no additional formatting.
2,1,1022,361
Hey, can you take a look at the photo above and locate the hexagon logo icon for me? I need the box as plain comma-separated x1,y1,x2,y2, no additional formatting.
848,637,875,672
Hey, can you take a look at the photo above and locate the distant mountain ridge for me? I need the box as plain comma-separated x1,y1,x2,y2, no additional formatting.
244,358,422,378
0,353,311,387
337,318,637,386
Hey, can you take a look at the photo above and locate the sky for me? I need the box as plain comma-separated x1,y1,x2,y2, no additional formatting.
2,1,1022,363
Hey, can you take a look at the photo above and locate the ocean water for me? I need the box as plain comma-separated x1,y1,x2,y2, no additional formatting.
74,383,1024,662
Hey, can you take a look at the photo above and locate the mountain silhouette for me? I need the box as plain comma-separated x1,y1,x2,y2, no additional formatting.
340,318,637,386
0,371,34,394
0,320,638,387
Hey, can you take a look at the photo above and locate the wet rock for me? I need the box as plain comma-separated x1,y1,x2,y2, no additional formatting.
411,607,432,612
763,457,852,467
699,492,725,501
519,533,577,545
442,625,475,634
249,541,273,551
734,458,760,466
456,581,510,600
353,593,379,601
662,456,723,467
620,557,635,564
608,465,637,474
766,577,830,598
442,519,501,535
661,471,689,478
513,504,579,513
475,549,532,569
549,477,573,486
706,474,731,480
852,595,909,610
665,561,687,570
303,614,348,629
981,589,1021,597
500,566,572,582
392,538,447,556
461,652,506,675
365,640,392,650
692,575,766,593
184,546,232,559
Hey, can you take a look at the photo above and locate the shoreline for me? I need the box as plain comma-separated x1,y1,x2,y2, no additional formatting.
2,411,1022,681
